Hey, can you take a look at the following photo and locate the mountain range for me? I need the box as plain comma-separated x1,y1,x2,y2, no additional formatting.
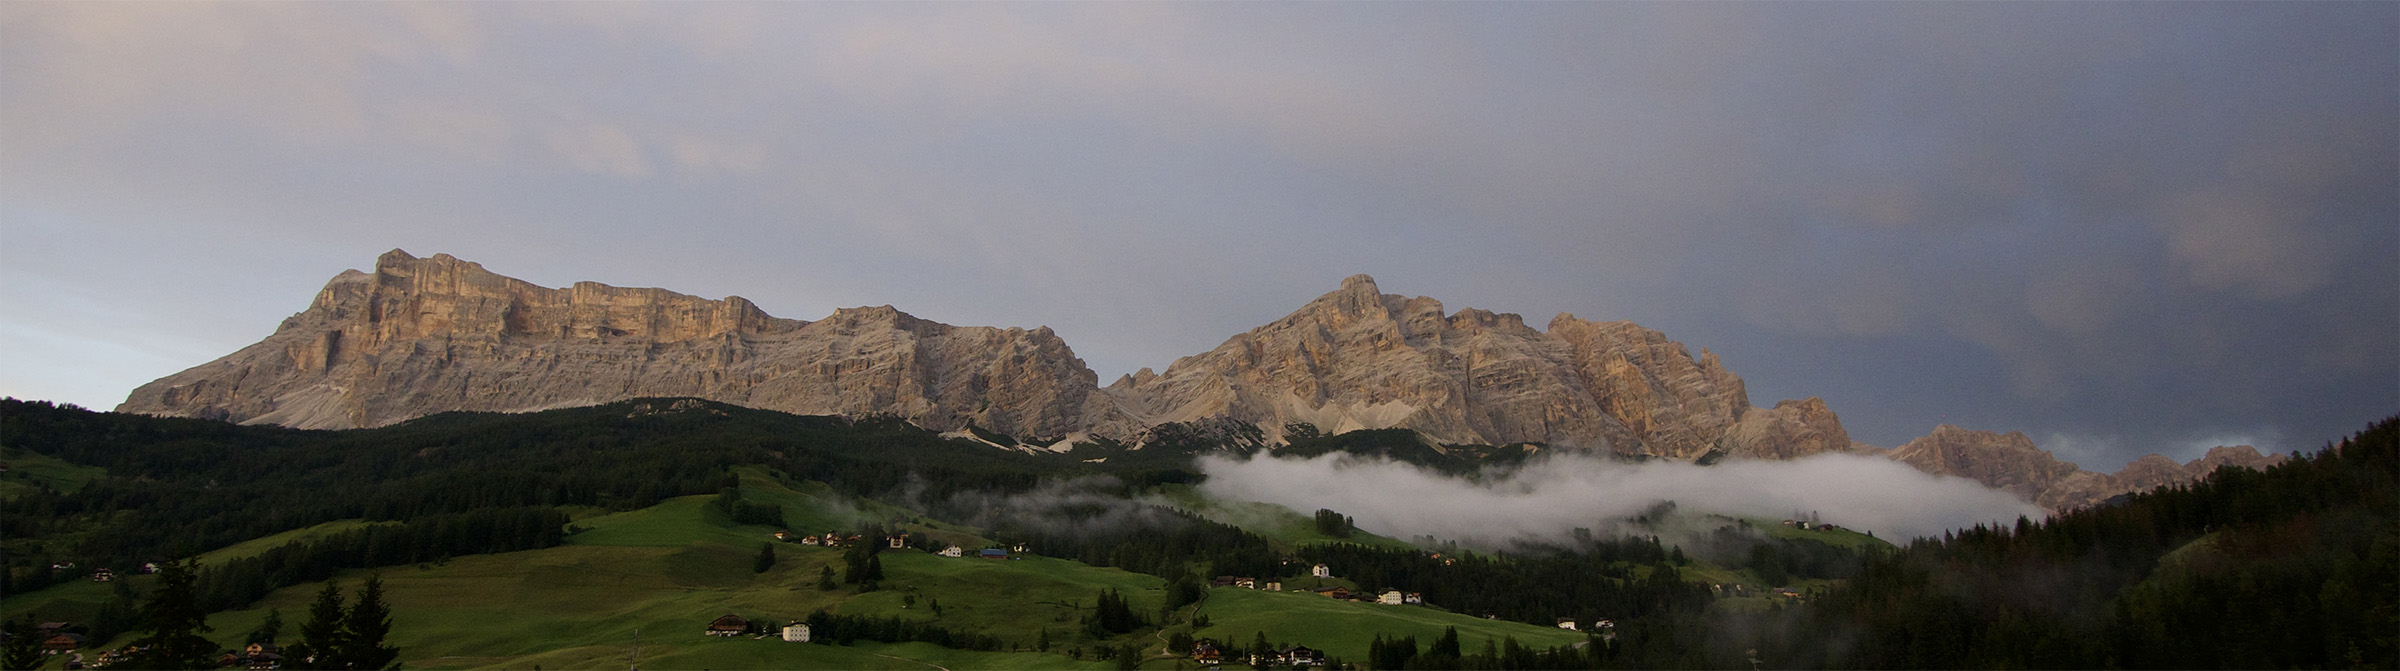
117,250,2278,511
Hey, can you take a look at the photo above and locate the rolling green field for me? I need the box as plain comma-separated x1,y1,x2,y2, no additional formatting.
193,519,385,567
1157,484,1420,551
2,467,1834,670
1188,586,1591,662
0,446,106,499
1740,516,1891,551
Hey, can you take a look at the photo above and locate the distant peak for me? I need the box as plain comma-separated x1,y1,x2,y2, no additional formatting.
1340,274,1380,293
376,248,419,268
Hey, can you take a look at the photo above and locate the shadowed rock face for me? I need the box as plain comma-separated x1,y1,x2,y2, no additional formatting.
1888,425,2290,512
1094,274,1849,459
118,250,1099,437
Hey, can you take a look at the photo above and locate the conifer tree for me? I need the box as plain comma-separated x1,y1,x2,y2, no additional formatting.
124,560,217,670
754,542,777,573
340,575,398,670
248,608,284,645
2,616,44,671
292,580,346,669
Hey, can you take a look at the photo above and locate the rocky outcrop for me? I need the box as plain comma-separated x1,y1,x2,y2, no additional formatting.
118,250,1099,437
1093,274,1849,459
1885,424,2288,512
1889,426,2083,503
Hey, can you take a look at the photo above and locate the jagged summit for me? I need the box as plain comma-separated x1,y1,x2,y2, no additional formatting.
1093,274,1845,459
121,251,1095,436
118,255,2248,513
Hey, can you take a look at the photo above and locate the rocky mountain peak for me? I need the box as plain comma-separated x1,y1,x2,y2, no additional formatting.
120,252,1097,437
1098,275,1842,459
2189,444,2285,475
131,256,2205,514
1889,426,2079,502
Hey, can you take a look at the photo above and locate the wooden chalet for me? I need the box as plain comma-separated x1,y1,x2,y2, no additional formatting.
1191,642,1222,665
42,633,82,654
706,614,750,637
1283,645,1325,666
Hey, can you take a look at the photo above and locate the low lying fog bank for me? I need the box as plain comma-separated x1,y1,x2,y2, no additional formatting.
1196,451,2043,545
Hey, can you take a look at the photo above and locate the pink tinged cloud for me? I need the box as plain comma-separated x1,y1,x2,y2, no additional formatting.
1196,451,2043,545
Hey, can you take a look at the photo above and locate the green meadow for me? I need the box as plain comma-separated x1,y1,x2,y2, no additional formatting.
1188,586,1591,662
0,446,106,499
2,461,1799,670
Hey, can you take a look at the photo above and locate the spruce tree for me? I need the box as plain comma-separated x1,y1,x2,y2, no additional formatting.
293,580,346,669
754,542,777,573
124,560,217,670
3,616,45,671
248,608,283,645
340,575,398,670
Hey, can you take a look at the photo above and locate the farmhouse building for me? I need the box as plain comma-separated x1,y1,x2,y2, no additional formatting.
41,633,81,654
706,614,750,636
940,545,964,558
1311,563,1331,578
783,623,812,642
1192,642,1221,665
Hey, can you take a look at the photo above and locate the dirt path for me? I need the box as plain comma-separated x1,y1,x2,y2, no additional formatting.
1152,588,1210,658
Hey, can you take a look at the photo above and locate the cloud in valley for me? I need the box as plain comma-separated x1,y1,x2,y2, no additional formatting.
1198,451,2043,545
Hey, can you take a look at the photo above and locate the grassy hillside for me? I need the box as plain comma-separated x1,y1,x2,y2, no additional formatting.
1189,586,1589,662
1,472,1599,670
1158,484,1419,551
0,446,106,499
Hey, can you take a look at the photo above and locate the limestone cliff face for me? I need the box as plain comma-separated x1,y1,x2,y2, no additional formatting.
1889,425,2083,503
1885,424,2289,512
118,250,1098,437
1095,275,1849,459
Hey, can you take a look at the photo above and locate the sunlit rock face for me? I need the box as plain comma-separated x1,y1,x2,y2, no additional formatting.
124,260,1853,461
119,249,1099,438
1098,274,1851,460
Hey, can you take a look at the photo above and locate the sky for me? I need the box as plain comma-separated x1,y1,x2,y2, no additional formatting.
2,3,2393,472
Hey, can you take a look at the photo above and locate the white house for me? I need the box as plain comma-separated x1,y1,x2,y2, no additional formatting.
1311,564,1331,578
1263,581,1283,592
782,623,811,643
939,545,964,558
1378,590,1403,605
1556,618,1579,631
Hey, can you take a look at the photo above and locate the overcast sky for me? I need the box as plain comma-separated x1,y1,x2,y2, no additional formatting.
3,3,2392,471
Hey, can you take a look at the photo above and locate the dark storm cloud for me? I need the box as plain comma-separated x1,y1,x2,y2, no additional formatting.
2,3,2390,470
